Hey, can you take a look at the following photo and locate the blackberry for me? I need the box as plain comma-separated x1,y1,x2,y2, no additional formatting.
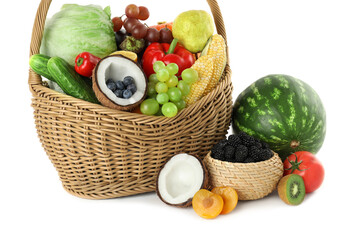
212,149,225,161
261,141,270,149
224,145,235,160
244,157,254,163
235,145,248,163
211,139,228,155
227,135,241,147
258,149,274,161
248,146,261,162
241,134,255,147
254,139,263,149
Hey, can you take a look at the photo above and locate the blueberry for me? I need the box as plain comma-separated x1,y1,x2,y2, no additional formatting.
123,89,133,99
127,83,137,94
116,80,125,90
114,89,123,98
106,81,117,91
123,76,134,87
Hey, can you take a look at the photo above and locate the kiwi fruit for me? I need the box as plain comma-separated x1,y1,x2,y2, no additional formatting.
277,174,306,205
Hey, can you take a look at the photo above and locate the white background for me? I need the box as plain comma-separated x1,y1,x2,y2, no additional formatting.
1,0,353,239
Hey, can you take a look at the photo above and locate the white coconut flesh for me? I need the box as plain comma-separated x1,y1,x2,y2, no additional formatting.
97,57,146,106
158,154,204,205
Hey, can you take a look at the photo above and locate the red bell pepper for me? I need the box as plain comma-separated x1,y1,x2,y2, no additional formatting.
142,39,195,77
75,52,101,77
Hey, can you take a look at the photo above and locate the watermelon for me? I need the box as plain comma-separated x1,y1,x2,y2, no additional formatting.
232,74,326,160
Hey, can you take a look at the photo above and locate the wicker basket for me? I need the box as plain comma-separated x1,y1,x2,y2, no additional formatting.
203,151,284,200
28,0,233,199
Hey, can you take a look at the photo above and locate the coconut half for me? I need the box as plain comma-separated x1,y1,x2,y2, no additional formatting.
156,153,209,207
92,55,147,111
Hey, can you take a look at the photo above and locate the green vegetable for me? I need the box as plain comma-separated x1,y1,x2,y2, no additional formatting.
232,74,326,159
40,4,117,66
47,57,99,104
29,54,55,82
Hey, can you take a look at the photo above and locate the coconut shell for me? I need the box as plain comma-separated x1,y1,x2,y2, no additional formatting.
92,55,147,112
156,153,209,208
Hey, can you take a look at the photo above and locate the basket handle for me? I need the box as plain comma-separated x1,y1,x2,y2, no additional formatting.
28,0,228,89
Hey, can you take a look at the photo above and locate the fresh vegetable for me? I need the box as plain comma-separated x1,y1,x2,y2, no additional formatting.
192,189,224,219
183,55,213,106
211,132,274,163
278,174,306,206
29,54,56,82
74,52,101,77
40,4,117,66
232,74,327,160
172,10,214,53
283,151,324,193
47,57,99,103
200,34,227,95
142,39,195,77
211,187,238,215
119,36,145,54
150,22,173,31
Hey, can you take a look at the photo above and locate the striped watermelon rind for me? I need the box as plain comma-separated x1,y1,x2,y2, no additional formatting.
232,74,326,160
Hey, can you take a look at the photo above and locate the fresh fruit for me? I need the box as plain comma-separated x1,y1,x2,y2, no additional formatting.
125,4,140,18
131,22,148,40
137,6,150,21
278,174,306,205
47,57,99,103
150,22,173,31
156,68,170,82
112,17,123,32
172,10,214,53
200,34,227,95
167,87,182,102
110,50,138,62
156,153,208,207
211,132,274,163
156,93,169,105
115,29,128,49
184,55,214,106
177,81,191,96
123,17,140,33
173,99,186,110
29,54,56,82
232,74,326,160
211,187,238,215
119,36,145,54
155,82,168,93
181,68,199,84
160,27,173,43
161,102,178,117
166,63,179,76
283,151,324,193
166,75,179,88
145,28,160,43
140,98,159,115
192,189,224,219
92,55,147,111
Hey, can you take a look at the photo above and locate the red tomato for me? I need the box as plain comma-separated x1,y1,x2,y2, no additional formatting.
283,151,325,193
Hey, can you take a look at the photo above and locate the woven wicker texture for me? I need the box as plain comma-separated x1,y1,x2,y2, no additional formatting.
203,152,284,200
29,0,233,199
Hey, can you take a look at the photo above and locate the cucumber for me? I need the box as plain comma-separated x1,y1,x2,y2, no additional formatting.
47,57,99,104
29,54,56,82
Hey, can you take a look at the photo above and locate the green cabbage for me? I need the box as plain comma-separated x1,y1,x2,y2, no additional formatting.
40,4,117,66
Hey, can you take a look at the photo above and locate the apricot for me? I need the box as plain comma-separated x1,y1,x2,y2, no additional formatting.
192,189,224,219
211,187,238,214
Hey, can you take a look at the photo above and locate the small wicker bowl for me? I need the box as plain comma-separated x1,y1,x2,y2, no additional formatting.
203,151,284,200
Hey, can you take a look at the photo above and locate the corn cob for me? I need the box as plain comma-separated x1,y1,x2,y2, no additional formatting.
202,34,227,96
184,55,214,106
